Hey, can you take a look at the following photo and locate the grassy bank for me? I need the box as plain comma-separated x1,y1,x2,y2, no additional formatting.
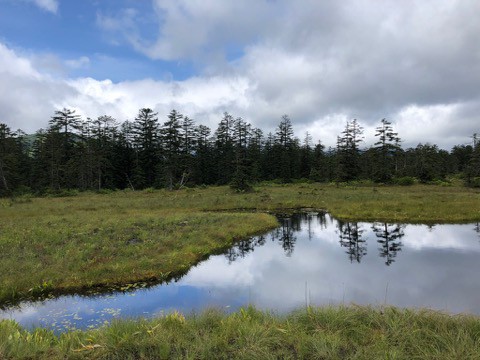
0,183,479,304
1,306,480,359
0,210,278,305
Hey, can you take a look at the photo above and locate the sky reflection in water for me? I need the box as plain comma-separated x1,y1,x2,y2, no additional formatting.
2,213,480,332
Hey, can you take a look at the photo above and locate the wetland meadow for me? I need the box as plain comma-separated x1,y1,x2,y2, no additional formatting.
1,183,480,358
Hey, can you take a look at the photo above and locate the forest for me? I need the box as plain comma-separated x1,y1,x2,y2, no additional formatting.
0,108,479,195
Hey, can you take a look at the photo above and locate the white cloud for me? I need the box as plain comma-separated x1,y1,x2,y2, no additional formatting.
96,8,137,32
65,56,90,70
29,0,59,14
0,40,477,150
92,0,480,147
0,42,253,133
2,1,480,149
0,43,41,79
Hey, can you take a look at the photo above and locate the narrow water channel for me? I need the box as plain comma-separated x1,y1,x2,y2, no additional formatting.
2,212,480,333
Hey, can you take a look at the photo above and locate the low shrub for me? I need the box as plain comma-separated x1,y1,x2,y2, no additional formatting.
393,176,416,186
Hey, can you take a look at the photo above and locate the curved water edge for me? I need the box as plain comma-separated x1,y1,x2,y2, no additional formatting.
1,212,480,333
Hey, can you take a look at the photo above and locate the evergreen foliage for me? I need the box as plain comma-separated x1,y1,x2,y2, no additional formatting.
372,118,401,182
465,134,480,187
335,119,364,182
0,110,478,193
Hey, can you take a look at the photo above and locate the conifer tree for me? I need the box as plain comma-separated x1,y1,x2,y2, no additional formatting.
48,108,82,188
300,132,314,179
248,127,264,182
91,115,118,190
336,119,364,182
230,117,252,192
274,115,295,182
0,124,25,194
214,112,236,184
116,120,136,190
132,108,160,188
373,119,401,182
161,109,183,189
192,124,214,184
310,141,327,182
466,133,480,187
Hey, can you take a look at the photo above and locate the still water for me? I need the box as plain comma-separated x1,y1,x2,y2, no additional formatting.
2,212,480,332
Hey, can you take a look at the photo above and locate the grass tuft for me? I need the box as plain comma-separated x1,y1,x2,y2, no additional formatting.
1,306,480,359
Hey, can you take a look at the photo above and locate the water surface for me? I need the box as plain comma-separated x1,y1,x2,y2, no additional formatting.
2,213,480,332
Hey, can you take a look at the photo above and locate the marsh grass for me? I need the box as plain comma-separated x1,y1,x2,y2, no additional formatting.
0,207,278,304
1,183,479,304
1,306,480,359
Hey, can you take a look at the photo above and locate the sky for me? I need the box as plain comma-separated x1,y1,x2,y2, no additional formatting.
0,0,479,149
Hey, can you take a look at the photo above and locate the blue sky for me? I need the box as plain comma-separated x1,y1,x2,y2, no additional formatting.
0,0,479,149
0,0,196,81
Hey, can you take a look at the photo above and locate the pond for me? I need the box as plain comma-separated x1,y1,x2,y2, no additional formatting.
1,212,480,333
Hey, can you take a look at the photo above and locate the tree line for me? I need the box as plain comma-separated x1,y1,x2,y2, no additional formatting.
0,108,479,195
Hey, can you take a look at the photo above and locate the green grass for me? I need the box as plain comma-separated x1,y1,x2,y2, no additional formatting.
0,183,479,304
0,208,278,304
1,306,480,359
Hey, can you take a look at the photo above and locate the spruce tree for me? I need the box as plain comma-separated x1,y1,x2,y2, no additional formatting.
132,108,160,188
161,109,183,189
335,119,364,182
91,115,118,190
0,124,23,194
48,108,82,188
373,119,401,182
192,124,214,185
466,134,480,186
179,116,196,187
274,115,295,182
214,112,236,184
230,117,253,192
310,141,327,182
300,132,313,179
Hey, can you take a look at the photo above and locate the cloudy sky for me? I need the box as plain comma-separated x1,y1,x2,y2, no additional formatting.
0,0,479,149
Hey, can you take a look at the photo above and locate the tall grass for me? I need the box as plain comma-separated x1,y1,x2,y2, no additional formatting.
1,306,480,359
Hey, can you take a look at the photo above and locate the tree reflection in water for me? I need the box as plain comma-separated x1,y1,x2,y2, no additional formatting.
271,216,298,256
371,223,405,266
337,221,367,263
222,213,443,265
225,235,267,263
296,211,329,240
316,210,329,230
225,213,307,261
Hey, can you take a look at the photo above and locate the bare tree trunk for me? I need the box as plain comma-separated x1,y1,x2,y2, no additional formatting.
125,173,135,191
178,171,189,189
